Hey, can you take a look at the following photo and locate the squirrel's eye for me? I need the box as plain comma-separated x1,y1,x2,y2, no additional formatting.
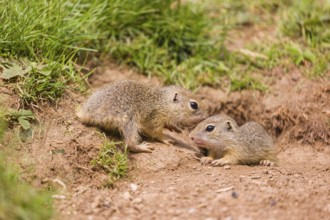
190,101,198,110
205,125,215,132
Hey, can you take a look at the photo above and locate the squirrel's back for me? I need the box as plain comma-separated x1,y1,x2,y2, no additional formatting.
77,80,163,124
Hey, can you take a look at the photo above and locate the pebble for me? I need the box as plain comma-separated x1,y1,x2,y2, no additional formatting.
251,175,261,179
231,191,238,199
224,216,232,220
270,199,277,206
188,207,196,214
205,217,217,220
130,183,138,192
122,191,131,200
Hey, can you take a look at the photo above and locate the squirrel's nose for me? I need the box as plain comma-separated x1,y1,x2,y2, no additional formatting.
190,136,195,141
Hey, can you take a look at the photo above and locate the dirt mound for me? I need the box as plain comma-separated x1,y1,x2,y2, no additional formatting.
200,72,330,150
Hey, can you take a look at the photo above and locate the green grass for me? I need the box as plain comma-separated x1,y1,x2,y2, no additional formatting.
0,156,53,220
216,0,330,79
278,0,330,77
91,140,128,187
0,0,231,104
1,0,329,105
280,0,330,48
0,113,53,220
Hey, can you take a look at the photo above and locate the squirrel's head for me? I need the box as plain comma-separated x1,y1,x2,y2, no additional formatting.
189,114,239,151
162,86,208,128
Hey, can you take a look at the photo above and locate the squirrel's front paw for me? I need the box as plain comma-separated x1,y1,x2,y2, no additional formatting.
134,142,155,153
259,160,274,166
200,156,214,165
210,159,229,167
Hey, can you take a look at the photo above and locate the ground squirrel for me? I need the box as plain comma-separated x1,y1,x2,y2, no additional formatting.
77,80,208,153
189,115,278,166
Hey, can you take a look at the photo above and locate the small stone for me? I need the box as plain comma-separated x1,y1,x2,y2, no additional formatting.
130,183,138,192
221,207,229,212
188,208,196,214
122,191,131,200
251,175,261,179
223,165,231,170
270,199,277,206
231,191,238,199
205,218,217,220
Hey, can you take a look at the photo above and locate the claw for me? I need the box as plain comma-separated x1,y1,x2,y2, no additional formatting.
200,156,213,165
259,160,274,166
134,142,155,153
210,159,228,167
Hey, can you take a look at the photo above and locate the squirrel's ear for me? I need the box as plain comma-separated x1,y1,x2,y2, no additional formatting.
173,93,178,102
226,121,233,131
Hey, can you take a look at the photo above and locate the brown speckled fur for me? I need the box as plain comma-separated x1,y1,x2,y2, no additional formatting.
77,80,208,153
190,115,278,166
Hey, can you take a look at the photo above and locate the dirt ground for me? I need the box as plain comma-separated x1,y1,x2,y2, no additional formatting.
1,59,330,219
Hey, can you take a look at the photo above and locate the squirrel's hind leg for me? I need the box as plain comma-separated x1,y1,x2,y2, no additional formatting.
122,120,154,153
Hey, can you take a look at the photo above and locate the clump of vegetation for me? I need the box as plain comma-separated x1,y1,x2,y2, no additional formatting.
223,0,330,79
278,0,330,77
91,140,128,187
0,0,231,105
280,0,330,47
5,108,35,130
1,0,328,104
100,0,229,89
0,58,82,105
0,110,53,220
0,158,53,220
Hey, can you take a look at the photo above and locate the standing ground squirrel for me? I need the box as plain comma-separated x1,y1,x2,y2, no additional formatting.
77,80,208,153
189,115,278,166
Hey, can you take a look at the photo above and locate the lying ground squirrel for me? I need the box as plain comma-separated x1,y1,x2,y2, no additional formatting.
77,80,208,153
189,115,278,166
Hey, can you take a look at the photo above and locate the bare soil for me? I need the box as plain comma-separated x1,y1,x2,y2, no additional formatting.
1,61,330,220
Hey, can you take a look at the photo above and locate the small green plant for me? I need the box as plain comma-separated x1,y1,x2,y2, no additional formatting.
91,140,128,187
0,57,83,105
5,108,35,130
0,155,53,220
